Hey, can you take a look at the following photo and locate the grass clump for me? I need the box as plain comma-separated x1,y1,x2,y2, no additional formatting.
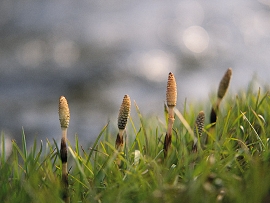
1,78,270,203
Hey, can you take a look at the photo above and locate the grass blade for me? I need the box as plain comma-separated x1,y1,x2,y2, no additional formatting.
86,122,109,166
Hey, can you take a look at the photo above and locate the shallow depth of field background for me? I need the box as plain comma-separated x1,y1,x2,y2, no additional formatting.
0,0,270,148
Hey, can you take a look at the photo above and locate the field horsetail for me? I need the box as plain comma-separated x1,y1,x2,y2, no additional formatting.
163,72,177,158
3,65,270,202
192,111,205,152
210,68,232,125
59,96,70,203
115,95,131,152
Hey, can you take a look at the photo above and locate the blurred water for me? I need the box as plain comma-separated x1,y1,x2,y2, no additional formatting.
0,0,270,149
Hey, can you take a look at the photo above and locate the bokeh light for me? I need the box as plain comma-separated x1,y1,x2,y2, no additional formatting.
127,49,177,82
182,26,209,53
53,40,80,68
16,40,45,68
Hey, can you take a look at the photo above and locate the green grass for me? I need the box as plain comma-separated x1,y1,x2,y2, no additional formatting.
1,84,270,203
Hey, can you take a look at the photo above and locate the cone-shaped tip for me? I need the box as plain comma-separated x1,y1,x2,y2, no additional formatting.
166,72,177,107
194,111,205,137
59,96,70,128
217,68,232,99
118,95,131,130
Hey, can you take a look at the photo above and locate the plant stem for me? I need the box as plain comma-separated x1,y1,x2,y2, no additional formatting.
60,127,69,203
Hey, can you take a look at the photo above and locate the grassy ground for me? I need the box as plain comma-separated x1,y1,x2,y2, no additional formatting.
1,83,270,203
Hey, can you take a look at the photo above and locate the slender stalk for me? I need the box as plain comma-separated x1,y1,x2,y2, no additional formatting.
59,96,70,203
164,72,177,158
207,68,232,146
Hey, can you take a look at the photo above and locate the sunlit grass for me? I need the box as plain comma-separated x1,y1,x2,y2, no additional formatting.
1,84,270,203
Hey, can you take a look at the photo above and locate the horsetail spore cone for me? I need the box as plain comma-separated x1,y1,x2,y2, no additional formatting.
166,72,177,107
118,95,131,131
58,96,70,203
116,95,131,151
59,96,70,128
217,68,232,100
164,72,177,158
192,111,205,152
194,111,205,137
166,72,177,133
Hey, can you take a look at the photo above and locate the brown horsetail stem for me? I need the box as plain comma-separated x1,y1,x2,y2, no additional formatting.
192,111,205,152
59,96,70,203
164,72,177,158
115,95,131,151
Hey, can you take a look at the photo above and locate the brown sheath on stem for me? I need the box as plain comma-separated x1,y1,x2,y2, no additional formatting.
60,136,68,164
61,137,69,202
163,132,172,158
115,131,124,151
210,106,217,124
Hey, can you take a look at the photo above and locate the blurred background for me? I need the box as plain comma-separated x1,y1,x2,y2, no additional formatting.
1,0,270,150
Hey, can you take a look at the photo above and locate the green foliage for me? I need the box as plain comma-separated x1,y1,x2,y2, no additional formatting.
1,85,270,202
